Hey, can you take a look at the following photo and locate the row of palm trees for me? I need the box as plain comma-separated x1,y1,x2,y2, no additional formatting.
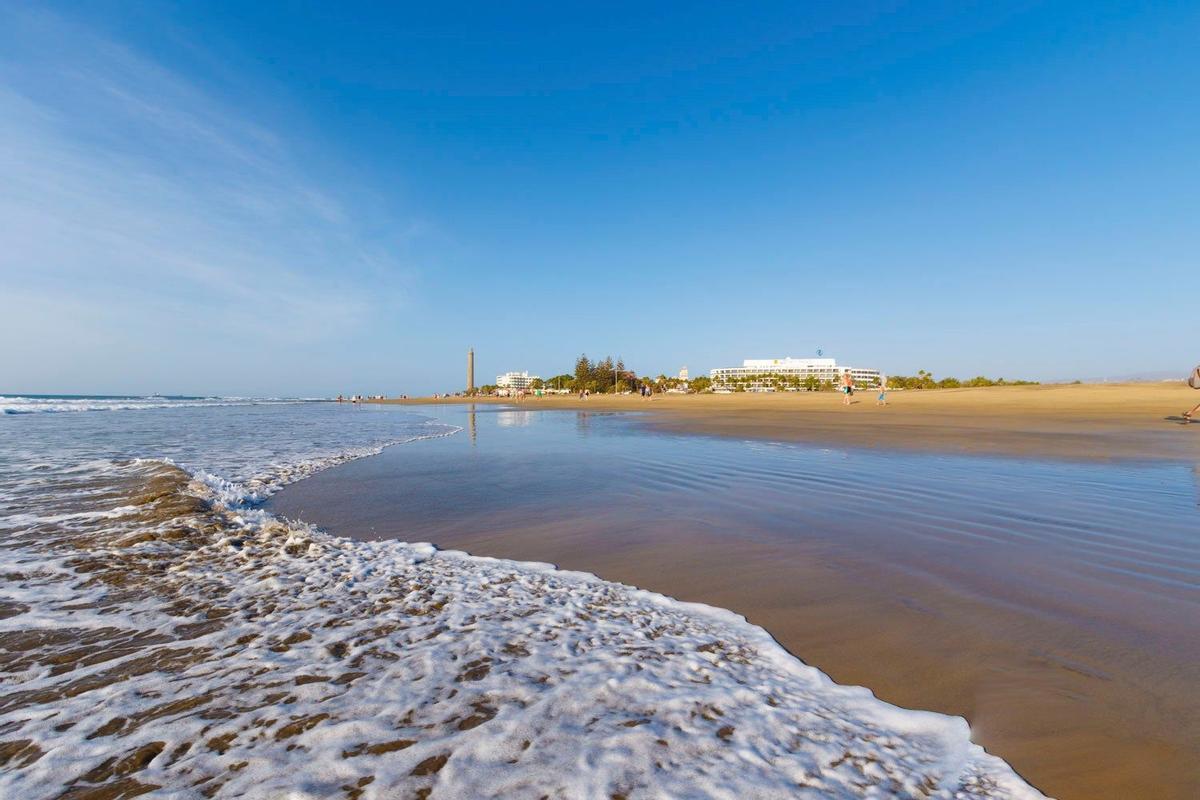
714,372,860,392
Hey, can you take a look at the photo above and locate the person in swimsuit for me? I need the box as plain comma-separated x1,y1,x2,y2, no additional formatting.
841,371,854,405
877,374,887,406
1184,364,1200,422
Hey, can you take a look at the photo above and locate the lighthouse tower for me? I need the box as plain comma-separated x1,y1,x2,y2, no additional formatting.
467,348,475,394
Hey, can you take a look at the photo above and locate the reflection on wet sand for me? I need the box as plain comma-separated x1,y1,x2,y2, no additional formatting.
495,410,532,427
269,407,1200,800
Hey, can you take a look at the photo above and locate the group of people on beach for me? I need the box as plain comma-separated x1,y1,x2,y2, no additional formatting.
574,386,654,399
840,372,888,407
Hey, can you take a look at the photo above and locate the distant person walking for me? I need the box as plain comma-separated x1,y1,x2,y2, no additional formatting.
1184,364,1200,422
876,374,888,406
841,371,854,406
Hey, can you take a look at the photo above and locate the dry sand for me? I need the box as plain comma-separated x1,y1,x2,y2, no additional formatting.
383,382,1200,462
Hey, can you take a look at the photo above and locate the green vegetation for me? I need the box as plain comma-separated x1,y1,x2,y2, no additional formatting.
572,354,637,393
715,373,847,392
474,362,1037,397
515,356,714,394
708,369,1038,392
885,371,1038,390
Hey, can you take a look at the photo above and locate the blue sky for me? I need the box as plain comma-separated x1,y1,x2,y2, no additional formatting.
2,1,1197,395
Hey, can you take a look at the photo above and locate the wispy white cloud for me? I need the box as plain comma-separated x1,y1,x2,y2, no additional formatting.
0,7,417,389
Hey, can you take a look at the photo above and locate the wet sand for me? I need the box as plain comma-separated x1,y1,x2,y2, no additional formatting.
276,399,1200,799
383,382,1200,462
427,516,1198,800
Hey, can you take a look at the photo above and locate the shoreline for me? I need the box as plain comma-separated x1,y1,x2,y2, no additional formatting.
374,383,1200,462
4,406,1050,798
281,392,1200,799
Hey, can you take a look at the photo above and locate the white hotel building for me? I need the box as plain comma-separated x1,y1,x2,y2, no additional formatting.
710,357,881,391
495,371,540,390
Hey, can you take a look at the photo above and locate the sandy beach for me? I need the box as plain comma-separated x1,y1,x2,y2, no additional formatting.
382,382,1200,462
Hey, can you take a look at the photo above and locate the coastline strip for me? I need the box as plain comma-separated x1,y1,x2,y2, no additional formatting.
380,383,1200,462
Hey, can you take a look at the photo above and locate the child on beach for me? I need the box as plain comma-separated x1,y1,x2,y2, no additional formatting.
876,375,887,406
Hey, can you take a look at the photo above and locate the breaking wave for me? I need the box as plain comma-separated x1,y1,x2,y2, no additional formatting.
0,395,321,415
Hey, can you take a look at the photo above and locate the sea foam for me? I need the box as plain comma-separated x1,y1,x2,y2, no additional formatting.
0,395,313,415
0,403,1046,798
